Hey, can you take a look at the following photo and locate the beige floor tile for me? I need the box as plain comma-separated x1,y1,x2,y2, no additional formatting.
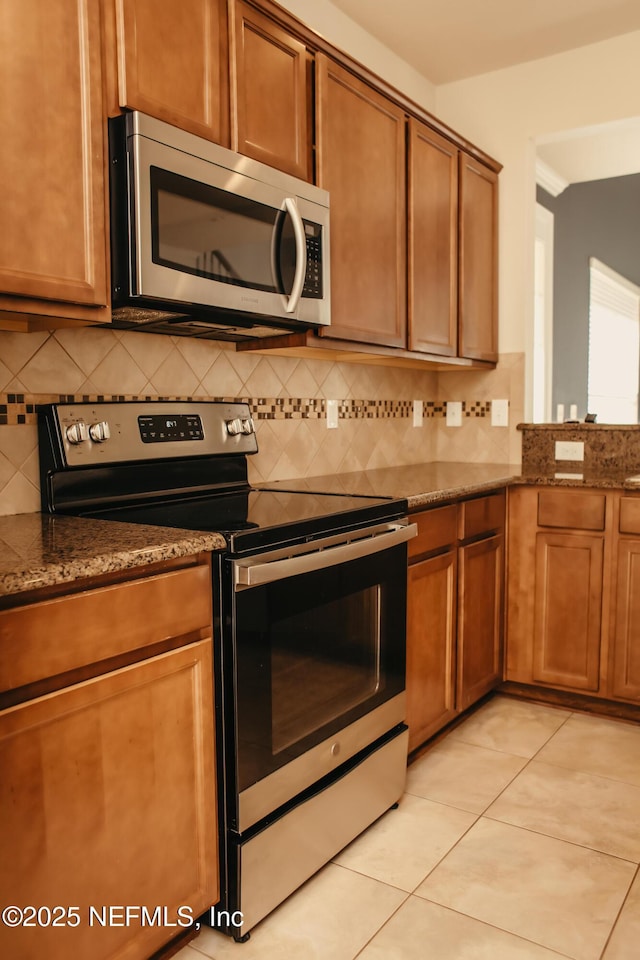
358,896,570,960
486,760,640,861
174,946,207,960
332,792,476,891
448,697,571,758
536,714,640,787
603,870,640,959
406,739,528,813
415,818,635,960
186,862,406,960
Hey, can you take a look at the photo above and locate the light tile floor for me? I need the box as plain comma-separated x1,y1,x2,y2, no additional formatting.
177,696,640,960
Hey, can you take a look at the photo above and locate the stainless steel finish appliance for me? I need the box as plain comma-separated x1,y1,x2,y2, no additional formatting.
38,401,414,941
109,112,330,341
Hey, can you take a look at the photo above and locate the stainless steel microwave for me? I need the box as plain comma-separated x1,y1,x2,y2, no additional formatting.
108,112,330,341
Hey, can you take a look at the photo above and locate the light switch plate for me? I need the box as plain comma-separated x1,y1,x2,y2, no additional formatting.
446,401,462,427
491,398,509,427
413,399,423,427
326,399,338,429
555,440,584,461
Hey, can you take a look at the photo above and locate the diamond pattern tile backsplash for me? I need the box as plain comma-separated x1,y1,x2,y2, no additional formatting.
0,328,524,515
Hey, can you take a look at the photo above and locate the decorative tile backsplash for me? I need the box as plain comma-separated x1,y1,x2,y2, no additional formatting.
0,394,493,427
0,328,524,515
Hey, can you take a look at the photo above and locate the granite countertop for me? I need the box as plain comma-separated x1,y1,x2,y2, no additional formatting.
261,461,640,509
4,460,640,598
261,462,520,509
0,514,225,599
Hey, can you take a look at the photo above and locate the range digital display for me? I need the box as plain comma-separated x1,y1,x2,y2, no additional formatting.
138,414,204,443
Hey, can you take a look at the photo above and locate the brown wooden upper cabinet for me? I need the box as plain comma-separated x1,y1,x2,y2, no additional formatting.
408,119,458,356
315,54,407,348
458,154,499,362
0,0,109,330
408,121,499,362
113,0,230,145
229,0,312,179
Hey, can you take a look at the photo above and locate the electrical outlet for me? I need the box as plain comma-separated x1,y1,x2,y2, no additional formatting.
491,399,509,427
446,401,462,427
555,440,584,461
326,399,338,429
413,399,423,427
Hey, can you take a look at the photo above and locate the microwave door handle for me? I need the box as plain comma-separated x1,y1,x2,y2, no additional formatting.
283,197,306,313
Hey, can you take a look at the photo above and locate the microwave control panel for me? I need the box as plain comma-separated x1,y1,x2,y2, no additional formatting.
302,221,323,299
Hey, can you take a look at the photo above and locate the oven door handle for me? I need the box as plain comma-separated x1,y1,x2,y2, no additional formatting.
232,521,417,590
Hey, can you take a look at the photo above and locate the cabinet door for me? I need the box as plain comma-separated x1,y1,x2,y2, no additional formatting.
458,154,498,362
457,535,503,710
505,486,538,683
611,538,640,701
0,641,217,960
316,54,406,347
230,0,310,180
0,0,107,310
533,531,603,691
115,0,229,145
406,550,457,751
408,120,458,356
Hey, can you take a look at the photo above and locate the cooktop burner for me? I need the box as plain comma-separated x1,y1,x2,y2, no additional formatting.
79,487,403,552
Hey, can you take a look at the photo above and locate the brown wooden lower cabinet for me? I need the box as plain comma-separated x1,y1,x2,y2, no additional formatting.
0,560,218,960
507,486,640,706
457,534,503,710
532,531,603,691
407,549,457,750
611,537,640,701
406,492,505,752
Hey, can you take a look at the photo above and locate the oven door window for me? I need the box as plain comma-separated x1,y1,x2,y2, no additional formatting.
232,545,406,792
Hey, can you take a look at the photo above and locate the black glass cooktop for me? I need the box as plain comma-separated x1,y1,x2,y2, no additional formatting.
80,487,407,554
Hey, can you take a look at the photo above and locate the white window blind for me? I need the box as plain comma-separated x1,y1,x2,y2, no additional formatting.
588,258,640,424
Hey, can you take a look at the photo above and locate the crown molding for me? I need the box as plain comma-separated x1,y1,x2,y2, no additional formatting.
536,158,569,197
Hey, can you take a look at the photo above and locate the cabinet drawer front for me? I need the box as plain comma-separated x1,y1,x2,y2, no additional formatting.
537,490,606,531
408,505,458,559
0,563,211,693
460,491,505,541
619,497,640,535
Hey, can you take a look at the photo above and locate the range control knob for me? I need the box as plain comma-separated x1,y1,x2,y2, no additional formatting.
89,421,111,443
241,417,255,435
225,418,243,436
65,421,89,445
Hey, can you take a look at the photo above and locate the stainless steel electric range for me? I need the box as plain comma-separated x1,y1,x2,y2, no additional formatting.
38,400,415,940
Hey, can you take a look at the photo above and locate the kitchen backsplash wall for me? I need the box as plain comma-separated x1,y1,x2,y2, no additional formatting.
0,328,523,515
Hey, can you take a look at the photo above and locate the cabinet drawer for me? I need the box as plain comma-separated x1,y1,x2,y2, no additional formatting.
619,497,640,535
537,490,606,531
460,491,505,541
408,504,458,560
0,563,212,693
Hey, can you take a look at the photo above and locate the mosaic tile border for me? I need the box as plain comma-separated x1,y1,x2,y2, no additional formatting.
0,394,494,426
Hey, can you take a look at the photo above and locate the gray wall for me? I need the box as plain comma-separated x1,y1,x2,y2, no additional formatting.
537,174,640,420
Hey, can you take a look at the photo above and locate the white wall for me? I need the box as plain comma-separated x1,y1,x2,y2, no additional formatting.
434,30,640,413
275,0,437,110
